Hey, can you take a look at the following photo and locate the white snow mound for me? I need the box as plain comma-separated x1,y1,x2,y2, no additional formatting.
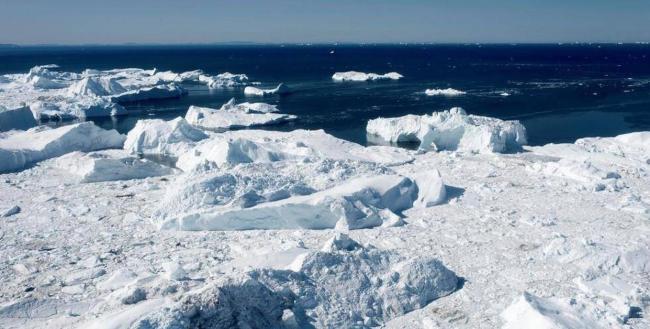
367,107,527,153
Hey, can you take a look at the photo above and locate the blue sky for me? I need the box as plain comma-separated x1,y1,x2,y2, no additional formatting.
1,0,648,44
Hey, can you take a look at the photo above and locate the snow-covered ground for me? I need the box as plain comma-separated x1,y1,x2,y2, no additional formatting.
0,106,649,328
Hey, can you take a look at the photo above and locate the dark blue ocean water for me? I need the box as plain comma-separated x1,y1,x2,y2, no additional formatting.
1,44,650,146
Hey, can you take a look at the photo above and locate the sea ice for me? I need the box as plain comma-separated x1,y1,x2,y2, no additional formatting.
199,72,250,88
0,122,125,173
332,71,403,81
367,107,527,153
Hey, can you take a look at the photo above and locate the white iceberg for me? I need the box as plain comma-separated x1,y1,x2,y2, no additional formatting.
185,98,296,132
244,83,290,96
199,72,249,88
0,122,125,173
175,129,414,172
0,106,37,132
54,150,176,183
67,77,126,97
367,107,527,153
424,88,466,96
332,71,403,82
111,83,186,103
123,117,208,158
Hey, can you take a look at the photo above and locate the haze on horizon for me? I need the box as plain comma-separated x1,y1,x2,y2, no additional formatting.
1,0,649,45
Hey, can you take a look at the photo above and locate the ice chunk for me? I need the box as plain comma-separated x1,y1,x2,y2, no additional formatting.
332,71,403,81
410,170,447,208
158,174,418,230
185,99,296,132
0,122,125,173
154,69,203,83
321,233,362,252
111,83,186,103
528,158,621,191
424,88,466,96
161,262,187,281
67,77,126,97
244,83,290,96
0,106,37,132
367,107,527,153
54,150,175,183
123,117,208,158
1,205,20,217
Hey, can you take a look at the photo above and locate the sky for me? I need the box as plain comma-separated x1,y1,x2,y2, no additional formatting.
1,0,649,45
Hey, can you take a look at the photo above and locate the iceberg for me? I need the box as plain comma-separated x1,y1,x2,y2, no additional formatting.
0,106,37,132
67,77,126,97
54,150,176,183
123,117,208,158
175,129,414,171
332,71,403,82
0,122,125,173
244,83,290,96
184,98,296,132
158,174,419,230
111,83,186,103
424,88,466,96
199,72,249,88
367,107,527,153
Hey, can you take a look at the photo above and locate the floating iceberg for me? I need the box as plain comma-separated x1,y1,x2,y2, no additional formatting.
185,98,296,132
199,72,249,88
424,88,466,96
0,106,37,132
67,77,126,97
244,83,290,96
367,107,527,153
123,117,208,158
54,150,176,183
0,122,125,173
332,71,403,81
111,83,186,103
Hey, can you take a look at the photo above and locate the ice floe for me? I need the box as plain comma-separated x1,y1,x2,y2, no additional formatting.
367,107,527,153
123,117,208,158
0,122,125,173
184,98,296,132
424,88,466,96
332,71,403,81
199,72,250,88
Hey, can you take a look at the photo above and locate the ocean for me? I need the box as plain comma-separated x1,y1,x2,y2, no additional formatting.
1,44,649,146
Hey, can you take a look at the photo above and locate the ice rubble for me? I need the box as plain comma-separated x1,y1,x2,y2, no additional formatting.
332,71,404,81
81,235,458,329
366,107,527,153
123,117,208,158
0,122,125,173
184,98,296,132
54,150,176,183
244,83,291,96
424,88,466,96
0,106,37,132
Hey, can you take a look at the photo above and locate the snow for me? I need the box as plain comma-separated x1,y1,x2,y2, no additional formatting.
123,117,208,158
243,83,291,96
0,106,37,132
184,98,296,132
53,150,176,183
0,122,125,173
424,88,466,96
367,107,528,153
332,71,404,81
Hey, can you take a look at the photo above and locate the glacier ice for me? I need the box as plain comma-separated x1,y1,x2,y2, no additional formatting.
367,107,527,153
332,71,403,81
184,98,296,132
424,88,466,96
123,117,208,158
0,106,37,132
244,83,290,96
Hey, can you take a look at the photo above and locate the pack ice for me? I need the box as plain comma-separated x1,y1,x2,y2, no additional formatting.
0,122,124,173
367,107,527,153
332,71,404,81
184,98,296,131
